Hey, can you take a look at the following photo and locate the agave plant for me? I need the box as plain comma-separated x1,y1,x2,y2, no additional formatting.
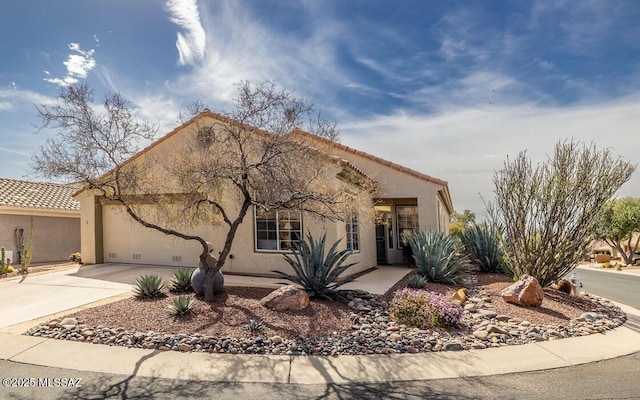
273,232,358,300
459,223,507,273
167,295,196,315
405,230,469,284
244,319,265,332
169,268,195,293
132,274,165,298
406,274,428,289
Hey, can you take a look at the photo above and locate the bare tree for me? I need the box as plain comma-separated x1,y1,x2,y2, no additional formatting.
33,81,367,302
487,140,635,286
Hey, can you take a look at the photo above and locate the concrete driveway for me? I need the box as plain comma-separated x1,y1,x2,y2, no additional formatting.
0,264,157,329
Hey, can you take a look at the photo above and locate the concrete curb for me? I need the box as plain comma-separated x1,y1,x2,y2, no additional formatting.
1,320,639,384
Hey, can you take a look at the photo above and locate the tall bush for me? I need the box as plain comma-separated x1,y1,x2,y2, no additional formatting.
487,140,635,286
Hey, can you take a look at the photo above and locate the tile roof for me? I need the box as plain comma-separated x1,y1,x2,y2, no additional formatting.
0,178,81,212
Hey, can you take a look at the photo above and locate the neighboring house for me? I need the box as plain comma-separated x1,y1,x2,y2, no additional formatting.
0,178,81,264
76,111,453,276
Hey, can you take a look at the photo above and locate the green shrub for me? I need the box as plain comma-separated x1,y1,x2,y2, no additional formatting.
169,268,195,293
273,232,358,300
405,230,469,284
459,223,507,273
167,295,196,315
132,274,165,298
406,274,428,289
390,288,463,328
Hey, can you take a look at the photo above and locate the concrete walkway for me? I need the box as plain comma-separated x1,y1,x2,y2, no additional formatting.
1,264,640,384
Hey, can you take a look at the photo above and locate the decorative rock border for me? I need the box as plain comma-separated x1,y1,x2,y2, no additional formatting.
24,289,626,356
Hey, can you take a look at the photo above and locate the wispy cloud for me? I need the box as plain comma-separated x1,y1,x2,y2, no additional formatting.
342,96,640,218
0,146,30,157
166,0,207,66
0,85,56,108
44,43,96,86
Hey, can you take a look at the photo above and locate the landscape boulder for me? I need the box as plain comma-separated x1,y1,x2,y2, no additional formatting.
501,274,544,307
260,285,310,311
452,288,467,305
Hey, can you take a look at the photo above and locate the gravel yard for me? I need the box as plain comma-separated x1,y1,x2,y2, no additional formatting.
25,269,626,356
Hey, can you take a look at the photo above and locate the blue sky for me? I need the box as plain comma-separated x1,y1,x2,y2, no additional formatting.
1,0,639,217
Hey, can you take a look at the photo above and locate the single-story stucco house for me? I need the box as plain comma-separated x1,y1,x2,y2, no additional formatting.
0,178,81,264
75,111,453,276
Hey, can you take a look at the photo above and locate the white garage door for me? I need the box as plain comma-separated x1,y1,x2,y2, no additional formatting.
102,205,202,267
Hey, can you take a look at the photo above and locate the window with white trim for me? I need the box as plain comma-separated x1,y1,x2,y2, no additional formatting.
255,208,302,251
396,205,419,248
346,209,359,252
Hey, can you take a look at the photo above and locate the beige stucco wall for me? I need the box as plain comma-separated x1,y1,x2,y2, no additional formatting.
77,115,377,276
330,148,450,230
95,201,375,276
0,212,80,264
77,114,449,275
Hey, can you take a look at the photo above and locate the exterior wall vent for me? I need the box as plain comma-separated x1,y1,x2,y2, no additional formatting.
132,253,142,260
107,252,117,259
172,255,182,263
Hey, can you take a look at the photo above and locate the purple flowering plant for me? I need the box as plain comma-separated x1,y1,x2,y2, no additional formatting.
390,288,463,328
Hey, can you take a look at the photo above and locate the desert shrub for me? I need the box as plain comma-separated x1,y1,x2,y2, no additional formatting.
69,252,82,263
169,268,195,293
273,232,358,300
488,140,635,286
601,262,613,269
459,223,506,273
132,274,165,298
405,230,469,284
406,274,428,289
167,295,196,315
390,288,463,328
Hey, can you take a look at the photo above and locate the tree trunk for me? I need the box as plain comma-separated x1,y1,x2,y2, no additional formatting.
203,198,252,302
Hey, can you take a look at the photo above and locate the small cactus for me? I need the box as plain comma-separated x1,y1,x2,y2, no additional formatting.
244,319,265,332
132,274,165,298
167,295,196,315
407,274,428,289
0,247,9,274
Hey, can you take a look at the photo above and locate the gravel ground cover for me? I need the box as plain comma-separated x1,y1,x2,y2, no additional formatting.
25,269,626,356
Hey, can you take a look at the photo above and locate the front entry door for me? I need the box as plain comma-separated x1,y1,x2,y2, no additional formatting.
375,212,392,264
375,222,387,264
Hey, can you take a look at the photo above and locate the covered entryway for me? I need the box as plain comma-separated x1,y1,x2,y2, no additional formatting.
374,199,418,265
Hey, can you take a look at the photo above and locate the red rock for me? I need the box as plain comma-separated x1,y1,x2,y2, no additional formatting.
501,274,544,307
260,285,310,311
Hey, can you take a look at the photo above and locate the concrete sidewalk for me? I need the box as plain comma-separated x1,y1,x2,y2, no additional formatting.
1,325,639,384
2,263,640,384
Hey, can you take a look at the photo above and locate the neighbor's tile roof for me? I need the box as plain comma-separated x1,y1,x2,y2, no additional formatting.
0,178,81,211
